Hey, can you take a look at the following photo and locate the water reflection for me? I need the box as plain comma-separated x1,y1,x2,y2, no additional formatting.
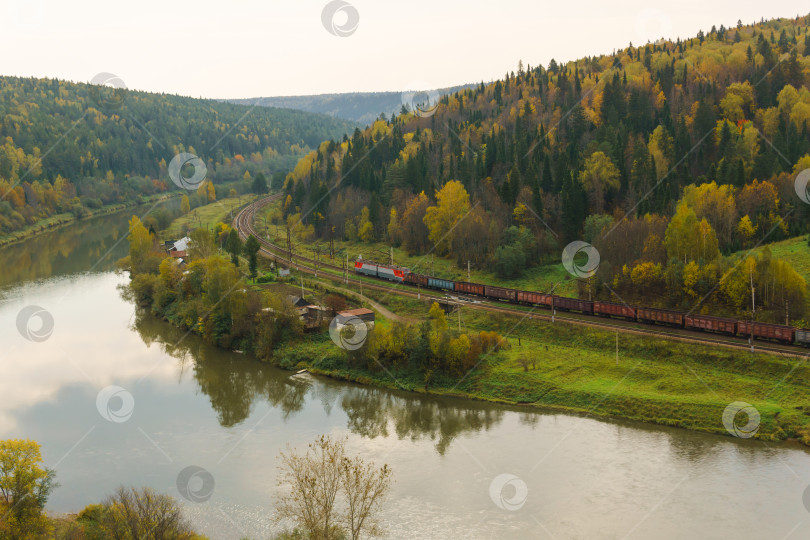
0,207,149,288
129,306,506,452
130,310,311,426
2,270,809,539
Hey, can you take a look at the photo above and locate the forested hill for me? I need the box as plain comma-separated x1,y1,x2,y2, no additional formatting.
0,75,356,236
281,15,810,322
228,85,473,125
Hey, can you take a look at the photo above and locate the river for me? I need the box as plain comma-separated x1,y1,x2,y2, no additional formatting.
1,208,809,539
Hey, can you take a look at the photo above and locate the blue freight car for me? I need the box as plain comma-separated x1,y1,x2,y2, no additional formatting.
428,277,455,290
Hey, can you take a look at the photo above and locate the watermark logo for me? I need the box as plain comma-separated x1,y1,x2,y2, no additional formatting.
562,241,600,279
96,385,135,423
794,168,810,204
168,152,207,191
722,401,760,438
489,473,528,511
321,0,359,37
88,72,128,110
329,315,368,350
401,83,440,118
635,8,672,46
16,305,54,342
177,465,215,503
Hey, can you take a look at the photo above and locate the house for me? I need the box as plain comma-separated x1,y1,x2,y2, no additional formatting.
335,308,375,330
167,236,191,254
286,295,310,308
303,305,330,330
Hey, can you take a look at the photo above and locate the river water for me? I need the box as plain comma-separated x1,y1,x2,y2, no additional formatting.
1,209,809,539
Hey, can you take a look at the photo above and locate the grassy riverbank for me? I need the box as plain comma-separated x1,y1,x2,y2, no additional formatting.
143,209,810,447
267,279,810,445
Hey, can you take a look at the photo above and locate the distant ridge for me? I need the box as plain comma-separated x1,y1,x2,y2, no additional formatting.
227,85,475,125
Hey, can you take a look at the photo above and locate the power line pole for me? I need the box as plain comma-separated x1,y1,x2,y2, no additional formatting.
750,268,755,353
286,222,292,263
467,260,471,282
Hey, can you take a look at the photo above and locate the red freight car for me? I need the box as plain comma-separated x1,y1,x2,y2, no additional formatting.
593,301,636,320
403,272,429,287
485,285,517,302
636,307,685,327
516,290,554,308
553,296,594,314
455,281,486,297
737,321,795,344
684,314,737,335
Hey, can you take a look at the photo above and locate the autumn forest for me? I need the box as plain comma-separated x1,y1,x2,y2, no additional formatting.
278,15,810,323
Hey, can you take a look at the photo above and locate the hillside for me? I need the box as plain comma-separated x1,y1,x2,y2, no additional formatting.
227,85,474,125
0,76,356,237
278,15,810,323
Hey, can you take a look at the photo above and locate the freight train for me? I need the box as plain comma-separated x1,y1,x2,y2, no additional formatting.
354,259,808,347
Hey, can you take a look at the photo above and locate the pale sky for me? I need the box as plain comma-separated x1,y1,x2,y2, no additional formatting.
2,0,807,99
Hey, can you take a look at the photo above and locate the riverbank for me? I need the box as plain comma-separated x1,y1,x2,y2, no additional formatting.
263,287,810,446
0,193,181,248
138,211,810,447
160,268,810,446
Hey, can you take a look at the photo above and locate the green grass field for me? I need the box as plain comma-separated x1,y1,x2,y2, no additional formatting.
735,235,810,283
162,195,256,240
260,275,810,445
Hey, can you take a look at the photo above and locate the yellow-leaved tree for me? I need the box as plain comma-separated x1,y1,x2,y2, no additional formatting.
423,181,470,254
578,151,620,214
358,207,374,243
737,215,757,247
680,182,737,247
664,202,720,263
128,215,157,274
0,439,57,539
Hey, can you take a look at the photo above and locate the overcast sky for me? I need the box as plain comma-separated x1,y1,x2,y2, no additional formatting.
2,1,807,99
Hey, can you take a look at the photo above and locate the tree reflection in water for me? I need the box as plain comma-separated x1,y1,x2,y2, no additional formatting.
0,203,171,289
129,307,508,453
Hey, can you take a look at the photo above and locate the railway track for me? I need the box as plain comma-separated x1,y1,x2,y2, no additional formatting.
234,195,808,359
